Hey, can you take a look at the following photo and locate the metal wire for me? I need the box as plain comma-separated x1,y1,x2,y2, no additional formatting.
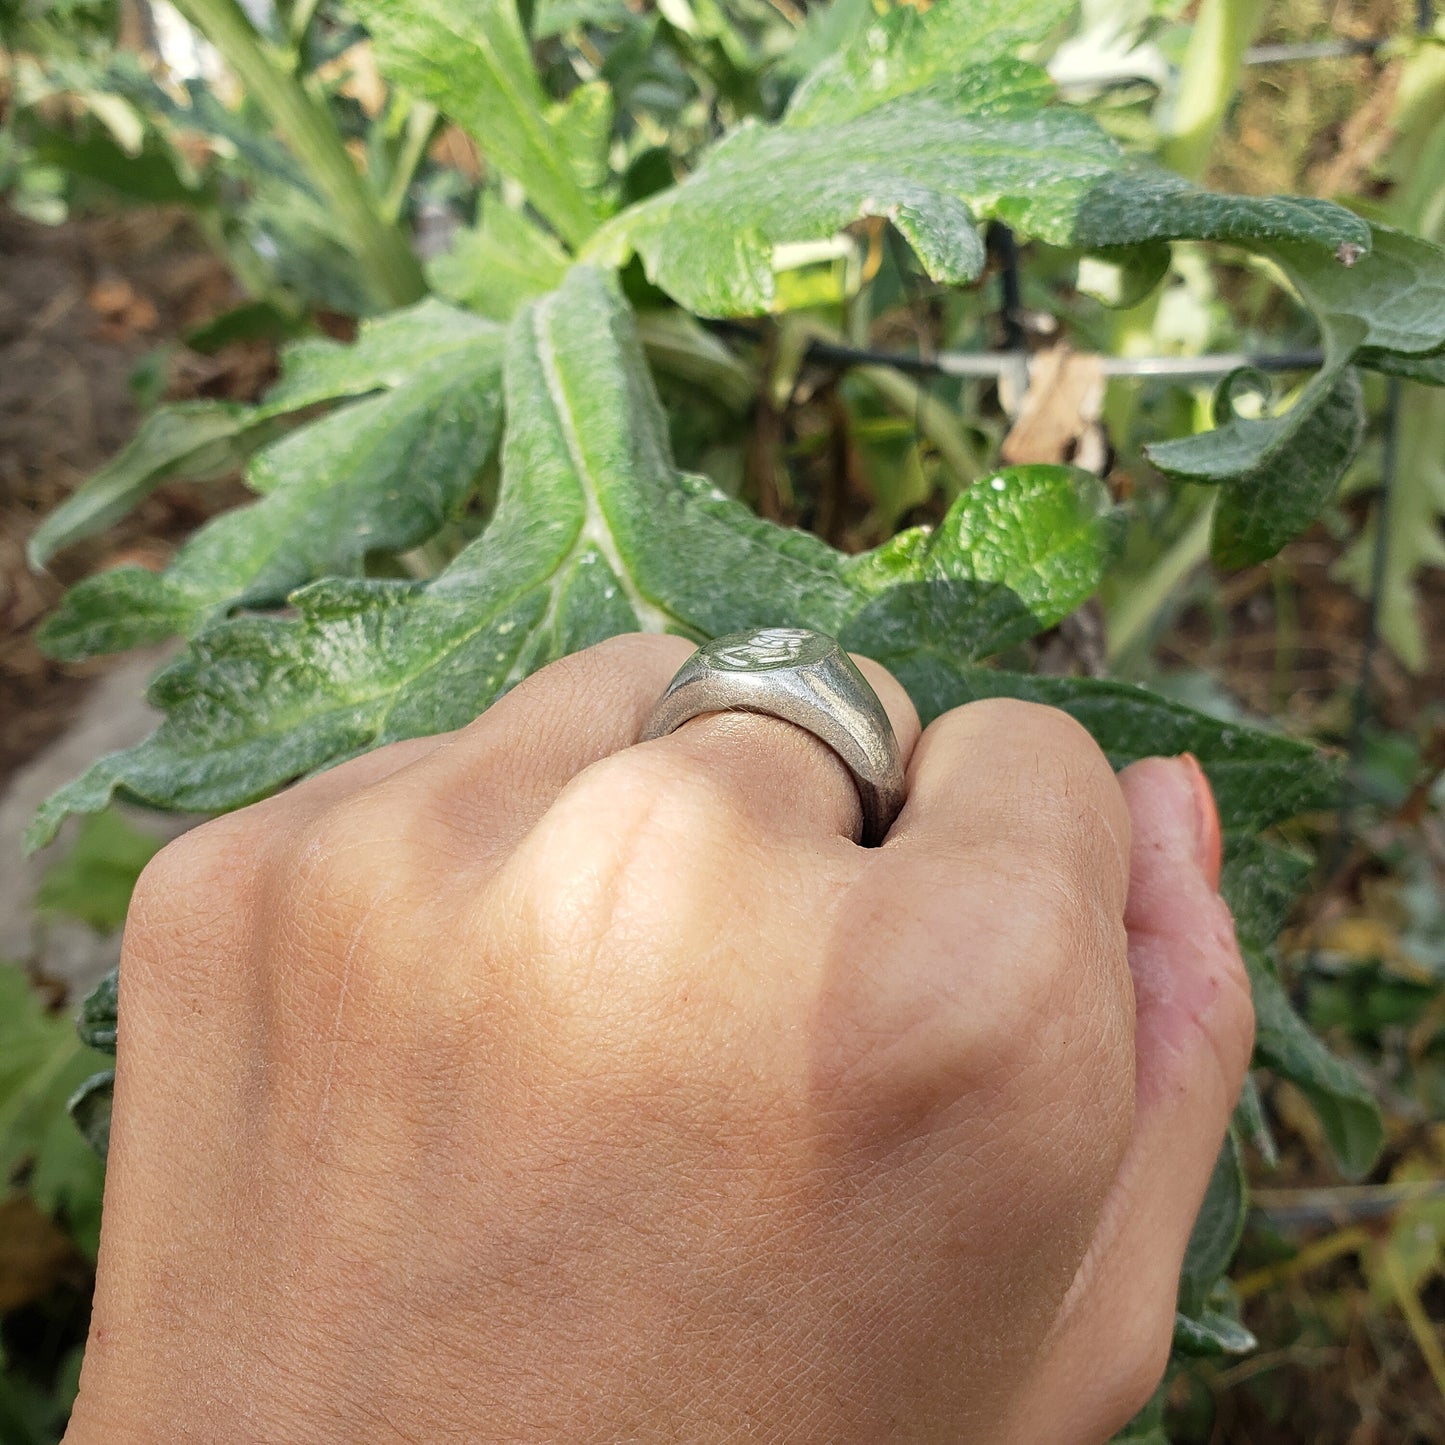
1246,38,1385,64
796,337,1326,382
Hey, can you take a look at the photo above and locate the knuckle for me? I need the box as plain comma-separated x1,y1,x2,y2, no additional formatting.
498,748,767,1070
514,749,733,955
932,701,1127,883
120,816,262,1016
125,816,252,948
558,745,749,860
946,698,1104,766
280,787,423,907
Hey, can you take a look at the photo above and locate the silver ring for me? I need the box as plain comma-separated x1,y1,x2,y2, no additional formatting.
640,627,906,846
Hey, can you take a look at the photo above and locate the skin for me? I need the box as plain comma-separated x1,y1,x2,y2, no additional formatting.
63,633,1253,1444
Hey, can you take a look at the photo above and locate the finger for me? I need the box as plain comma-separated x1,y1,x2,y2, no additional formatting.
319,633,697,862
1007,755,1253,1443
886,697,1132,916
637,653,920,844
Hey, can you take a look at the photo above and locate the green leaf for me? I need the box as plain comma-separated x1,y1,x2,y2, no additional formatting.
1363,349,1445,385
1173,1296,1257,1358
1233,1072,1279,1167
1219,834,1314,952
1248,951,1384,1179
771,0,873,80
782,0,1066,127
1178,1128,1247,1317
184,299,306,354
1151,228,1445,565
891,669,1338,836
34,809,163,934
26,267,1115,847
67,1071,114,1163
550,80,615,197
26,402,282,569
593,100,1366,317
1281,226,1445,365
30,299,497,574
840,471,1124,685
427,199,571,320
1174,1145,1258,1361
0,966,111,1253
348,0,606,246
531,0,634,38
37,302,504,661
590,0,1369,315
29,121,205,206
77,970,119,1057
1150,368,1365,569
263,298,500,408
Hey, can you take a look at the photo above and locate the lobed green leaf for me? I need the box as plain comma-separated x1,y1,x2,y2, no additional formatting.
1178,1129,1248,1318
782,0,1067,127
588,0,1370,316
27,402,282,570
590,99,1367,317
37,302,504,661
1151,227,1445,566
0,966,111,1256
26,267,1115,848
347,0,608,246
427,200,570,320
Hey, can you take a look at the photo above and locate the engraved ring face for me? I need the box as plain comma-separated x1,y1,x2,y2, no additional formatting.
641,625,907,846
702,627,835,672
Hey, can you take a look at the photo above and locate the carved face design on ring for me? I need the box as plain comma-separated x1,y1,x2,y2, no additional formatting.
705,627,834,672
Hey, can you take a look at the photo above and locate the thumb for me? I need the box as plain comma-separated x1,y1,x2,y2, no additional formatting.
1005,755,1255,1444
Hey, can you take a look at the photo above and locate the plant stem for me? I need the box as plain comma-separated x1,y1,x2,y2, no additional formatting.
1106,0,1267,442
380,101,438,225
1107,492,1215,663
1380,1245,1445,1405
1161,0,1266,182
1232,1225,1372,1302
855,363,987,490
173,0,425,308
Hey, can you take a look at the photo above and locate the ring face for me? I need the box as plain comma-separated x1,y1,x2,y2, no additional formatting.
705,627,836,672
640,626,906,846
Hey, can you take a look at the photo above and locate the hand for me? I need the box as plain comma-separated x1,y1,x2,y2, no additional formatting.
65,634,1252,1444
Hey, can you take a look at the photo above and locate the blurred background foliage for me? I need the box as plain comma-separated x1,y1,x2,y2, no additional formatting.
1,0,1443,1440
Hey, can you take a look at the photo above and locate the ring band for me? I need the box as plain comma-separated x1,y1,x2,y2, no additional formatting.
640,627,906,845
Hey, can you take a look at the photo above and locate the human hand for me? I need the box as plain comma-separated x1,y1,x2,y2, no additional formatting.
65,634,1251,1444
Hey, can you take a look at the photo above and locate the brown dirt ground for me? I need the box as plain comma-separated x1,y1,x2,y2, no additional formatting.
0,204,269,789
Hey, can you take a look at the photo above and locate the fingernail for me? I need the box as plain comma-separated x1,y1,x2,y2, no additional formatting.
1178,752,1222,891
